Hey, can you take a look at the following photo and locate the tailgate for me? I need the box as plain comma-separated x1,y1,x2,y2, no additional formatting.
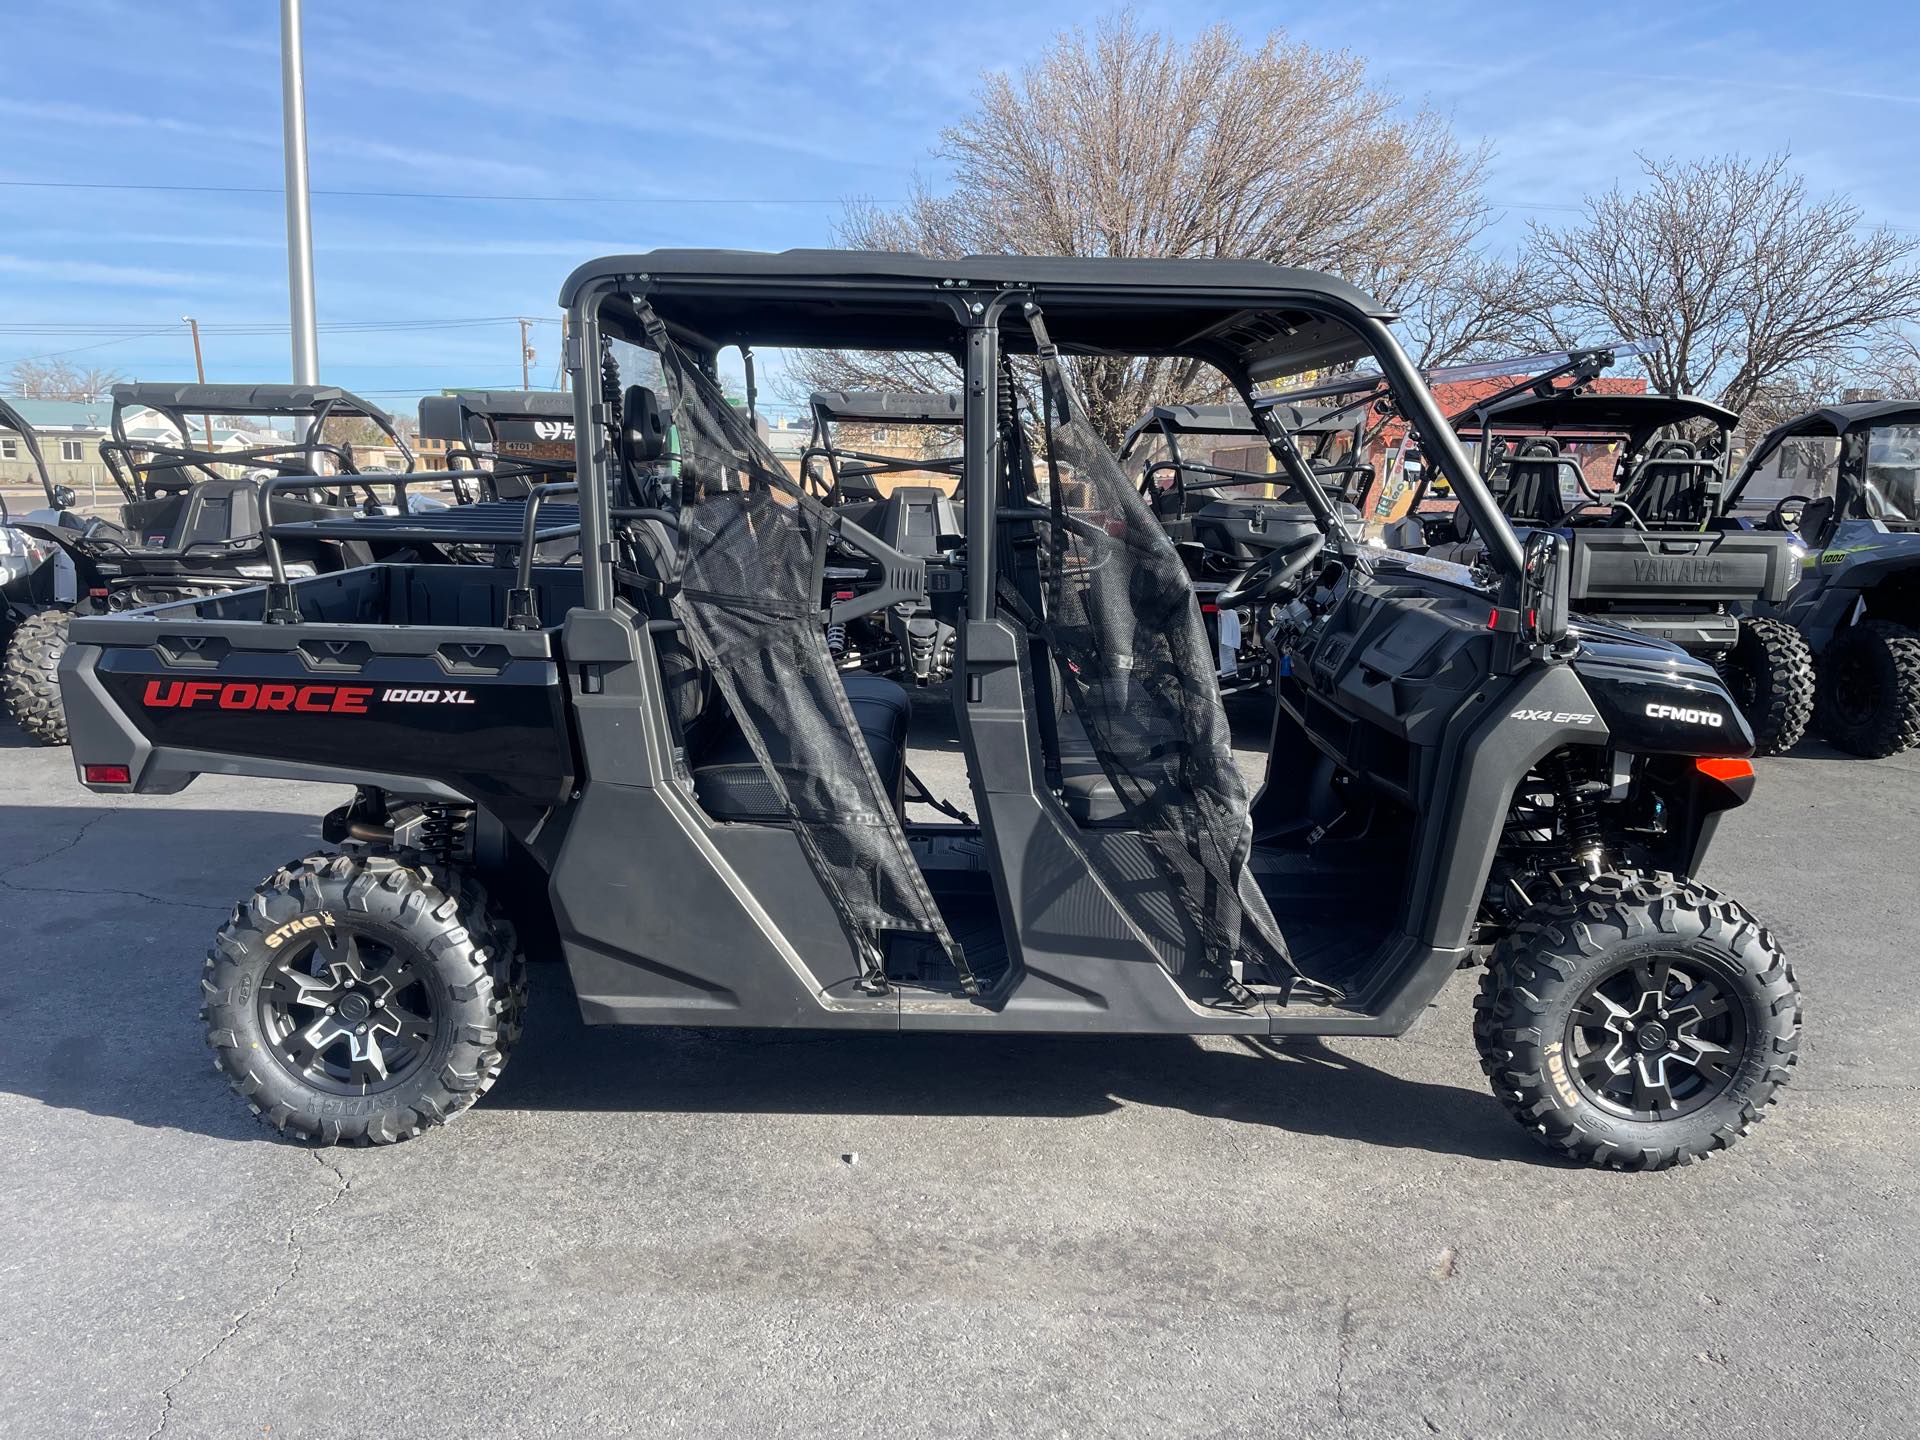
1565,529,1796,606
60,600,576,809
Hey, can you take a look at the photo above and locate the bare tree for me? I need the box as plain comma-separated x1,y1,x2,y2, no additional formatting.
1520,153,1920,415
6,358,125,401
793,15,1506,446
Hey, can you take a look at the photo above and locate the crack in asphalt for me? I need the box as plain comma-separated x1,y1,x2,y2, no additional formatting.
145,1150,353,1440
1332,1295,1354,1437
0,807,226,912
0,807,117,876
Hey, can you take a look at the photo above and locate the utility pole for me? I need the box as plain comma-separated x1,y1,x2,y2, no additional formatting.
519,318,534,391
182,316,215,448
280,0,319,384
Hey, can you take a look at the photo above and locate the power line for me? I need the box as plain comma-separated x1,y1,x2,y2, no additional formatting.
0,179,855,206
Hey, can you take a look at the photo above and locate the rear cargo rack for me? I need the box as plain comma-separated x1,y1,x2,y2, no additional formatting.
258,475,582,625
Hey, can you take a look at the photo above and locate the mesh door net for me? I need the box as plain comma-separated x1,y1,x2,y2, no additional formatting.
1026,329,1305,999
641,319,971,994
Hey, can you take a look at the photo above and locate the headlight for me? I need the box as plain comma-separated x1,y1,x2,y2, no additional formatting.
233,562,317,579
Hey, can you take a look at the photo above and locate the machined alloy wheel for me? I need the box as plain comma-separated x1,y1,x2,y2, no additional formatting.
202,852,526,1145
256,925,443,1095
1562,953,1747,1121
1475,870,1799,1170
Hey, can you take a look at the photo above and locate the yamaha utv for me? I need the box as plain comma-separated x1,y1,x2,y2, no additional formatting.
1364,360,1812,753
800,388,965,685
1,396,79,657
3,383,412,744
1723,400,1920,755
1119,401,1367,692
59,250,1797,1167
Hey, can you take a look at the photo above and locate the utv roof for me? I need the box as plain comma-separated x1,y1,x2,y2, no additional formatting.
1755,399,1920,437
111,383,394,419
809,389,964,425
1471,390,1737,433
563,249,1390,381
444,389,574,420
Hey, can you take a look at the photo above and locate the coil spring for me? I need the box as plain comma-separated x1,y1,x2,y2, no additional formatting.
825,622,847,657
1552,752,1605,872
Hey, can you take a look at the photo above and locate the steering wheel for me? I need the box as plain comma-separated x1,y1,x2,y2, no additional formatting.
1215,531,1323,611
1765,493,1813,533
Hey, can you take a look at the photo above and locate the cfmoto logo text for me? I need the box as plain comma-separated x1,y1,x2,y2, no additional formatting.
1645,702,1724,727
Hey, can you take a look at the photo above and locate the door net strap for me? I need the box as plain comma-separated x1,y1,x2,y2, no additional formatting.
1022,306,1308,999
633,304,973,995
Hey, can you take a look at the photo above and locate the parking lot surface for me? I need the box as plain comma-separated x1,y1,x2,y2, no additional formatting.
2,702,1917,1439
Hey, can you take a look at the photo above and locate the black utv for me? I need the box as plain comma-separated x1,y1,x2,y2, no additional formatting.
1118,401,1367,693
2,383,418,744
59,250,1797,1167
1722,400,1920,755
1374,365,1812,753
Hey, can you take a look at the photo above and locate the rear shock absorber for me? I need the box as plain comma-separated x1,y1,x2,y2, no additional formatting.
1551,751,1607,877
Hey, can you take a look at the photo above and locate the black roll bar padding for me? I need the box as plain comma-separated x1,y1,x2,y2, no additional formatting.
506,481,583,630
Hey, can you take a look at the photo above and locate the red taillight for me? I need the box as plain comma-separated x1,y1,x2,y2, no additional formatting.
1695,757,1754,782
83,764,131,785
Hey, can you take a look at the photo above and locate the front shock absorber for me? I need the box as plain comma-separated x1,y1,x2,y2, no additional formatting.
1552,751,1607,877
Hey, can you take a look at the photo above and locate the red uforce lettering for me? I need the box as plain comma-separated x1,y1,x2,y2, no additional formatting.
142,679,374,714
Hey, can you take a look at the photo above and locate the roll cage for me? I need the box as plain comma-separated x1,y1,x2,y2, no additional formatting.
799,388,964,503
417,389,577,503
1460,389,1739,532
1117,400,1371,514
1279,346,1734,531
555,248,1527,606
1723,399,1920,531
100,383,416,510
0,395,59,520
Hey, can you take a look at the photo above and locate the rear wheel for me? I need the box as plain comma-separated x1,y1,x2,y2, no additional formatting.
201,852,524,1145
2,606,71,745
1721,616,1813,755
1814,619,1920,757
1474,871,1798,1170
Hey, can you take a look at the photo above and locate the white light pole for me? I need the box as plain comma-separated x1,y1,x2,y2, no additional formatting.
280,0,319,385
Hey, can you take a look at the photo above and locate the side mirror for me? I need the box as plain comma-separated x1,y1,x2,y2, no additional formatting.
52,484,78,510
1521,530,1572,646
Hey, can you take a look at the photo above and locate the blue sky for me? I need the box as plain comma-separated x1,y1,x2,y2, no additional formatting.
2,0,1915,416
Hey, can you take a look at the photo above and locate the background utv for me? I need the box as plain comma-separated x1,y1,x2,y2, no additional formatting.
59,251,1798,1168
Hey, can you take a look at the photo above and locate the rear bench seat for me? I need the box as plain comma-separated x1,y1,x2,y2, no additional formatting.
692,673,912,821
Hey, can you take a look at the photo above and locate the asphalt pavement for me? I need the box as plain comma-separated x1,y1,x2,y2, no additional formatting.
2,699,1917,1439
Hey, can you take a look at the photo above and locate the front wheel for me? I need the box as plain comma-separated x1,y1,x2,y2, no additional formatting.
2,606,72,745
1722,616,1813,755
1473,871,1799,1170
201,852,524,1145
